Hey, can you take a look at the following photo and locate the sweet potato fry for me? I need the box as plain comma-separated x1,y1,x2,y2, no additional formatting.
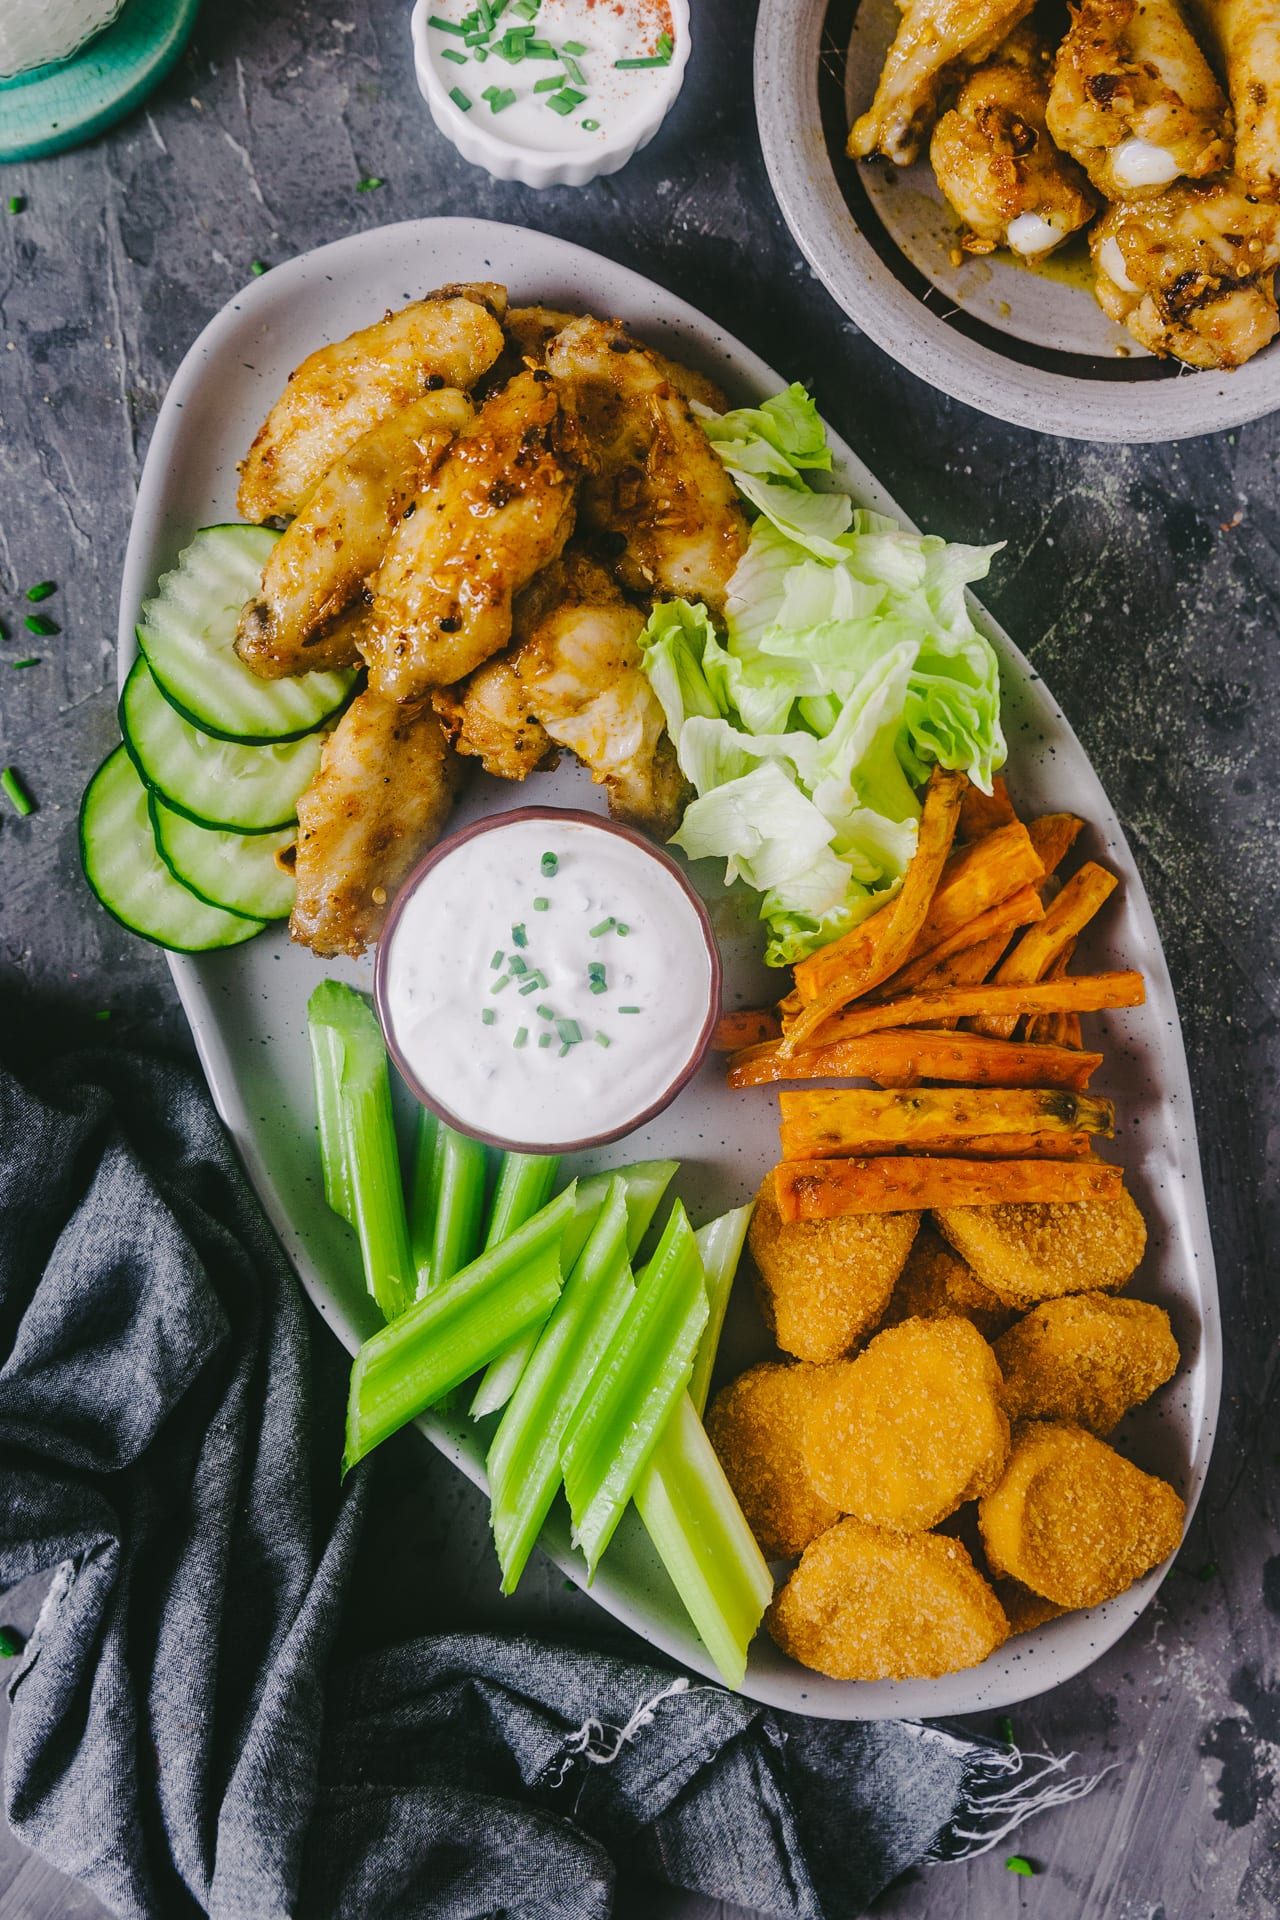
922,1132,1096,1159
712,1008,781,1051
958,774,1017,841
878,886,1043,998
1025,944,1076,1046
904,821,1046,961
797,971,1144,1048
775,1156,1124,1220
778,1087,1114,1160
973,864,1119,1040
727,1028,1104,1093
1027,813,1085,889
787,769,966,1041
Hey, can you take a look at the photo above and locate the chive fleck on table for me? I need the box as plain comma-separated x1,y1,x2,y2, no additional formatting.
0,2,1277,1915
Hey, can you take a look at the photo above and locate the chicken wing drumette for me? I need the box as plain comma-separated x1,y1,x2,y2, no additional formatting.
848,0,1039,165
931,25,1098,256
1190,0,1280,195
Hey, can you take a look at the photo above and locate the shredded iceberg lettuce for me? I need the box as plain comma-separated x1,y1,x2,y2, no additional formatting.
638,386,1007,967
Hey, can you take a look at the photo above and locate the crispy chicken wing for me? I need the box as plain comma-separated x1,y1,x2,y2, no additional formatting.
1191,0,1280,193
431,654,555,783
237,598,367,680
545,317,748,616
360,369,579,701
930,26,1099,255
235,390,472,677
237,286,506,523
289,691,462,957
1046,0,1230,198
1091,175,1280,363
496,306,731,412
848,0,1038,165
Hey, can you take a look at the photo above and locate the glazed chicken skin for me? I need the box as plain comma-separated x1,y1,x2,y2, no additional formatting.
1046,0,1231,199
235,389,472,678
1191,0,1280,193
360,369,579,702
545,316,748,617
847,0,1038,165
433,551,686,837
1091,176,1280,364
499,305,732,413
290,691,461,957
237,285,506,523
931,25,1098,255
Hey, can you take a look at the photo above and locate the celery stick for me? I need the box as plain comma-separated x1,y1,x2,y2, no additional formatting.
343,1184,577,1469
430,1123,488,1285
487,1178,635,1591
308,981,413,1323
560,1202,709,1573
485,1151,559,1250
471,1159,677,1418
408,1108,439,1288
688,1203,754,1418
635,1396,774,1689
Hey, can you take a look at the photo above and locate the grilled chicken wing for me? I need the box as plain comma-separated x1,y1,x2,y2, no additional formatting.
235,390,472,677
496,306,731,413
237,285,506,523
1091,176,1280,363
238,598,367,680
1191,0,1280,193
545,317,748,617
930,26,1098,255
434,552,685,838
1046,0,1230,198
289,691,462,957
360,370,579,702
848,0,1038,165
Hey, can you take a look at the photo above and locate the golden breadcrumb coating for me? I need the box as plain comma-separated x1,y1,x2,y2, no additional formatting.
748,1176,920,1364
933,1188,1147,1308
706,1362,842,1559
802,1317,1010,1529
767,1518,1010,1680
992,1576,1069,1635
979,1421,1185,1607
995,1292,1179,1434
880,1223,1014,1340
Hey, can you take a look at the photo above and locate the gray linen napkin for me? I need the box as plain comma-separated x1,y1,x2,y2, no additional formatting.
0,1033,1100,1919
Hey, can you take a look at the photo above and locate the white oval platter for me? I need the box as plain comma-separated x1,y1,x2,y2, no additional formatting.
755,0,1280,443
117,216,1220,1719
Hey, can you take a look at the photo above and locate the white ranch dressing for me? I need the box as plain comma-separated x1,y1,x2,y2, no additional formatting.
424,0,674,153
381,816,714,1148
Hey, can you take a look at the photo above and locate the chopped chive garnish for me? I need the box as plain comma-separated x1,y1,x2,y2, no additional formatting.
558,1043,573,1058
588,961,606,978
538,1031,552,1048
442,45,468,61
997,1715,1016,1746
429,12,468,28
528,971,548,989
656,29,673,55
488,86,517,110
533,896,549,911
1,768,33,817
0,1626,22,1656
12,657,38,669
478,0,494,27
525,38,555,54
616,922,630,936
556,1018,582,1046
1005,1857,1035,1877
24,614,58,636
588,980,607,995
25,581,55,601
514,1026,528,1048
7,197,24,215
594,1030,611,1048
536,1003,555,1021
581,118,600,130
473,45,489,59
251,258,268,274
464,29,489,44
517,979,539,997
491,949,505,968
450,85,473,108
490,974,512,993
512,0,539,17
618,1005,640,1014
482,1007,496,1025
614,54,669,67
546,86,584,109
509,956,528,976
540,851,558,876
589,917,615,937
587,962,607,993
561,52,586,85
511,922,528,947
534,73,567,89
357,176,384,191
562,38,586,53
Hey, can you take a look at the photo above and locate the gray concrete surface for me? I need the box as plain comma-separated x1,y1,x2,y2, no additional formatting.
0,1,1277,1915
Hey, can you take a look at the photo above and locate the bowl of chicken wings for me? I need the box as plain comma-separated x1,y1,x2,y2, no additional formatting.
755,0,1280,439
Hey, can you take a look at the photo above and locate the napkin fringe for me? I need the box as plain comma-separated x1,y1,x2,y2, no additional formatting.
927,1742,1118,1861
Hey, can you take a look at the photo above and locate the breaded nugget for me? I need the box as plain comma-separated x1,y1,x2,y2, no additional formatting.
995,1292,1179,1434
880,1224,1014,1341
979,1421,1185,1608
767,1518,1010,1680
933,1188,1147,1308
992,1576,1069,1635
707,1362,842,1559
802,1318,1010,1529
748,1176,919,1364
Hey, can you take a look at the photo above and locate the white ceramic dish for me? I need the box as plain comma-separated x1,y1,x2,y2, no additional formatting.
755,0,1280,443
410,0,690,189
118,217,1220,1718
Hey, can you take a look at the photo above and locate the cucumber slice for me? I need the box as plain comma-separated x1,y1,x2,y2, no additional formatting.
136,524,355,743
120,656,325,833
79,747,264,953
150,793,296,921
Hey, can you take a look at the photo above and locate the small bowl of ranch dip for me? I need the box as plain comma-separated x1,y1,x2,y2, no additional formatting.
410,0,690,190
375,806,720,1153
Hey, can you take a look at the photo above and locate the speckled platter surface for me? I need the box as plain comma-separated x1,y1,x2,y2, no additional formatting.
117,216,1219,1718
755,0,1280,442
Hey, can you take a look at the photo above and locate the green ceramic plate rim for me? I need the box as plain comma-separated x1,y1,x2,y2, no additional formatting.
0,0,201,163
